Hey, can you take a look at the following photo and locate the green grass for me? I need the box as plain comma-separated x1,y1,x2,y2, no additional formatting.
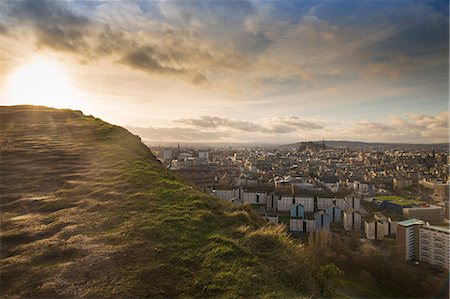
375,195,422,206
0,105,337,298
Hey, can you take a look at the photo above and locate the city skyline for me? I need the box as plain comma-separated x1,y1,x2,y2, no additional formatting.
1,0,448,143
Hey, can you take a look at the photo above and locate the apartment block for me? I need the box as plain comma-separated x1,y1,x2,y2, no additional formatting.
419,224,450,269
396,219,425,261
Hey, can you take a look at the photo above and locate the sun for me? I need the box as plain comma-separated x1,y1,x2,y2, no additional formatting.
2,57,82,109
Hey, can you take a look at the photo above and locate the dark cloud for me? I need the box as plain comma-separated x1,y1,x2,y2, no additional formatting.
0,23,8,35
120,47,182,75
6,0,91,53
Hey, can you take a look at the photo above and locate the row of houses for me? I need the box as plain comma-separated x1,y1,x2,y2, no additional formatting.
211,188,361,212
289,208,362,233
212,187,364,234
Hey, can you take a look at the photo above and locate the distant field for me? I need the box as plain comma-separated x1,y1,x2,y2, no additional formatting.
375,195,422,206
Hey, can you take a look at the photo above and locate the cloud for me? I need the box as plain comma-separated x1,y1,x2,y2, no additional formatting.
127,111,448,144
406,111,449,129
175,115,324,134
350,111,449,143
127,126,226,142
1,0,249,87
127,115,325,143
4,0,91,53
0,0,447,108
360,63,400,80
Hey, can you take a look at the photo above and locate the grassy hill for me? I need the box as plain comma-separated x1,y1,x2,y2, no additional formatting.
0,105,336,298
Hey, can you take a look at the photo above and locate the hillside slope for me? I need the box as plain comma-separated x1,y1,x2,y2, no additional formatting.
0,106,334,298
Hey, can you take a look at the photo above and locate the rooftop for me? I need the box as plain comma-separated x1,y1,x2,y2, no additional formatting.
421,224,450,234
397,218,425,227
376,195,423,206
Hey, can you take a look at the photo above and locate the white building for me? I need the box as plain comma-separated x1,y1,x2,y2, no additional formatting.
343,209,361,231
346,196,361,211
266,194,279,210
278,196,314,212
198,151,209,160
419,224,450,269
333,197,361,212
241,191,268,205
160,148,173,161
317,197,334,210
290,219,316,232
351,180,374,193
364,220,386,240
214,188,240,201
396,218,425,261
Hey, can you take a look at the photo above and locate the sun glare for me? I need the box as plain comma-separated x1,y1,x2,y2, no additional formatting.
3,57,82,109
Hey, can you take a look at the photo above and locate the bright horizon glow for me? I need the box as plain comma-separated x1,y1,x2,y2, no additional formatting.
3,57,83,109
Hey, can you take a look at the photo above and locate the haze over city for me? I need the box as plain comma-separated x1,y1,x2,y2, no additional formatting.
1,0,448,143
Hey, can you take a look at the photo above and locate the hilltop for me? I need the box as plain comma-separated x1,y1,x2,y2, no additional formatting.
0,106,336,298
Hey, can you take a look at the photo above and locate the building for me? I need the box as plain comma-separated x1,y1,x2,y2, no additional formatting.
365,212,397,240
314,210,331,231
381,217,397,236
396,219,425,261
343,209,361,231
160,148,173,161
278,196,314,212
198,151,210,160
241,191,268,205
324,205,342,223
393,177,413,189
317,197,334,210
290,204,305,218
419,223,450,269
266,193,280,210
335,198,347,211
290,218,316,232
364,220,386,240
351,180,374,193
403,205,444,223
320,176,340,193
346,196,361,211
432,183,449,201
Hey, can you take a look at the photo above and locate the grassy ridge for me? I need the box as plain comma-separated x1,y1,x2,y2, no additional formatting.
0,106,334,297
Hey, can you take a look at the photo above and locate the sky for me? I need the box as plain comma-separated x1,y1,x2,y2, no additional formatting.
0,0,448,144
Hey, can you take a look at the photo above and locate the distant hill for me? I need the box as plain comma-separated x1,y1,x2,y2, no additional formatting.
0,106,333,297
281,140,449,150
